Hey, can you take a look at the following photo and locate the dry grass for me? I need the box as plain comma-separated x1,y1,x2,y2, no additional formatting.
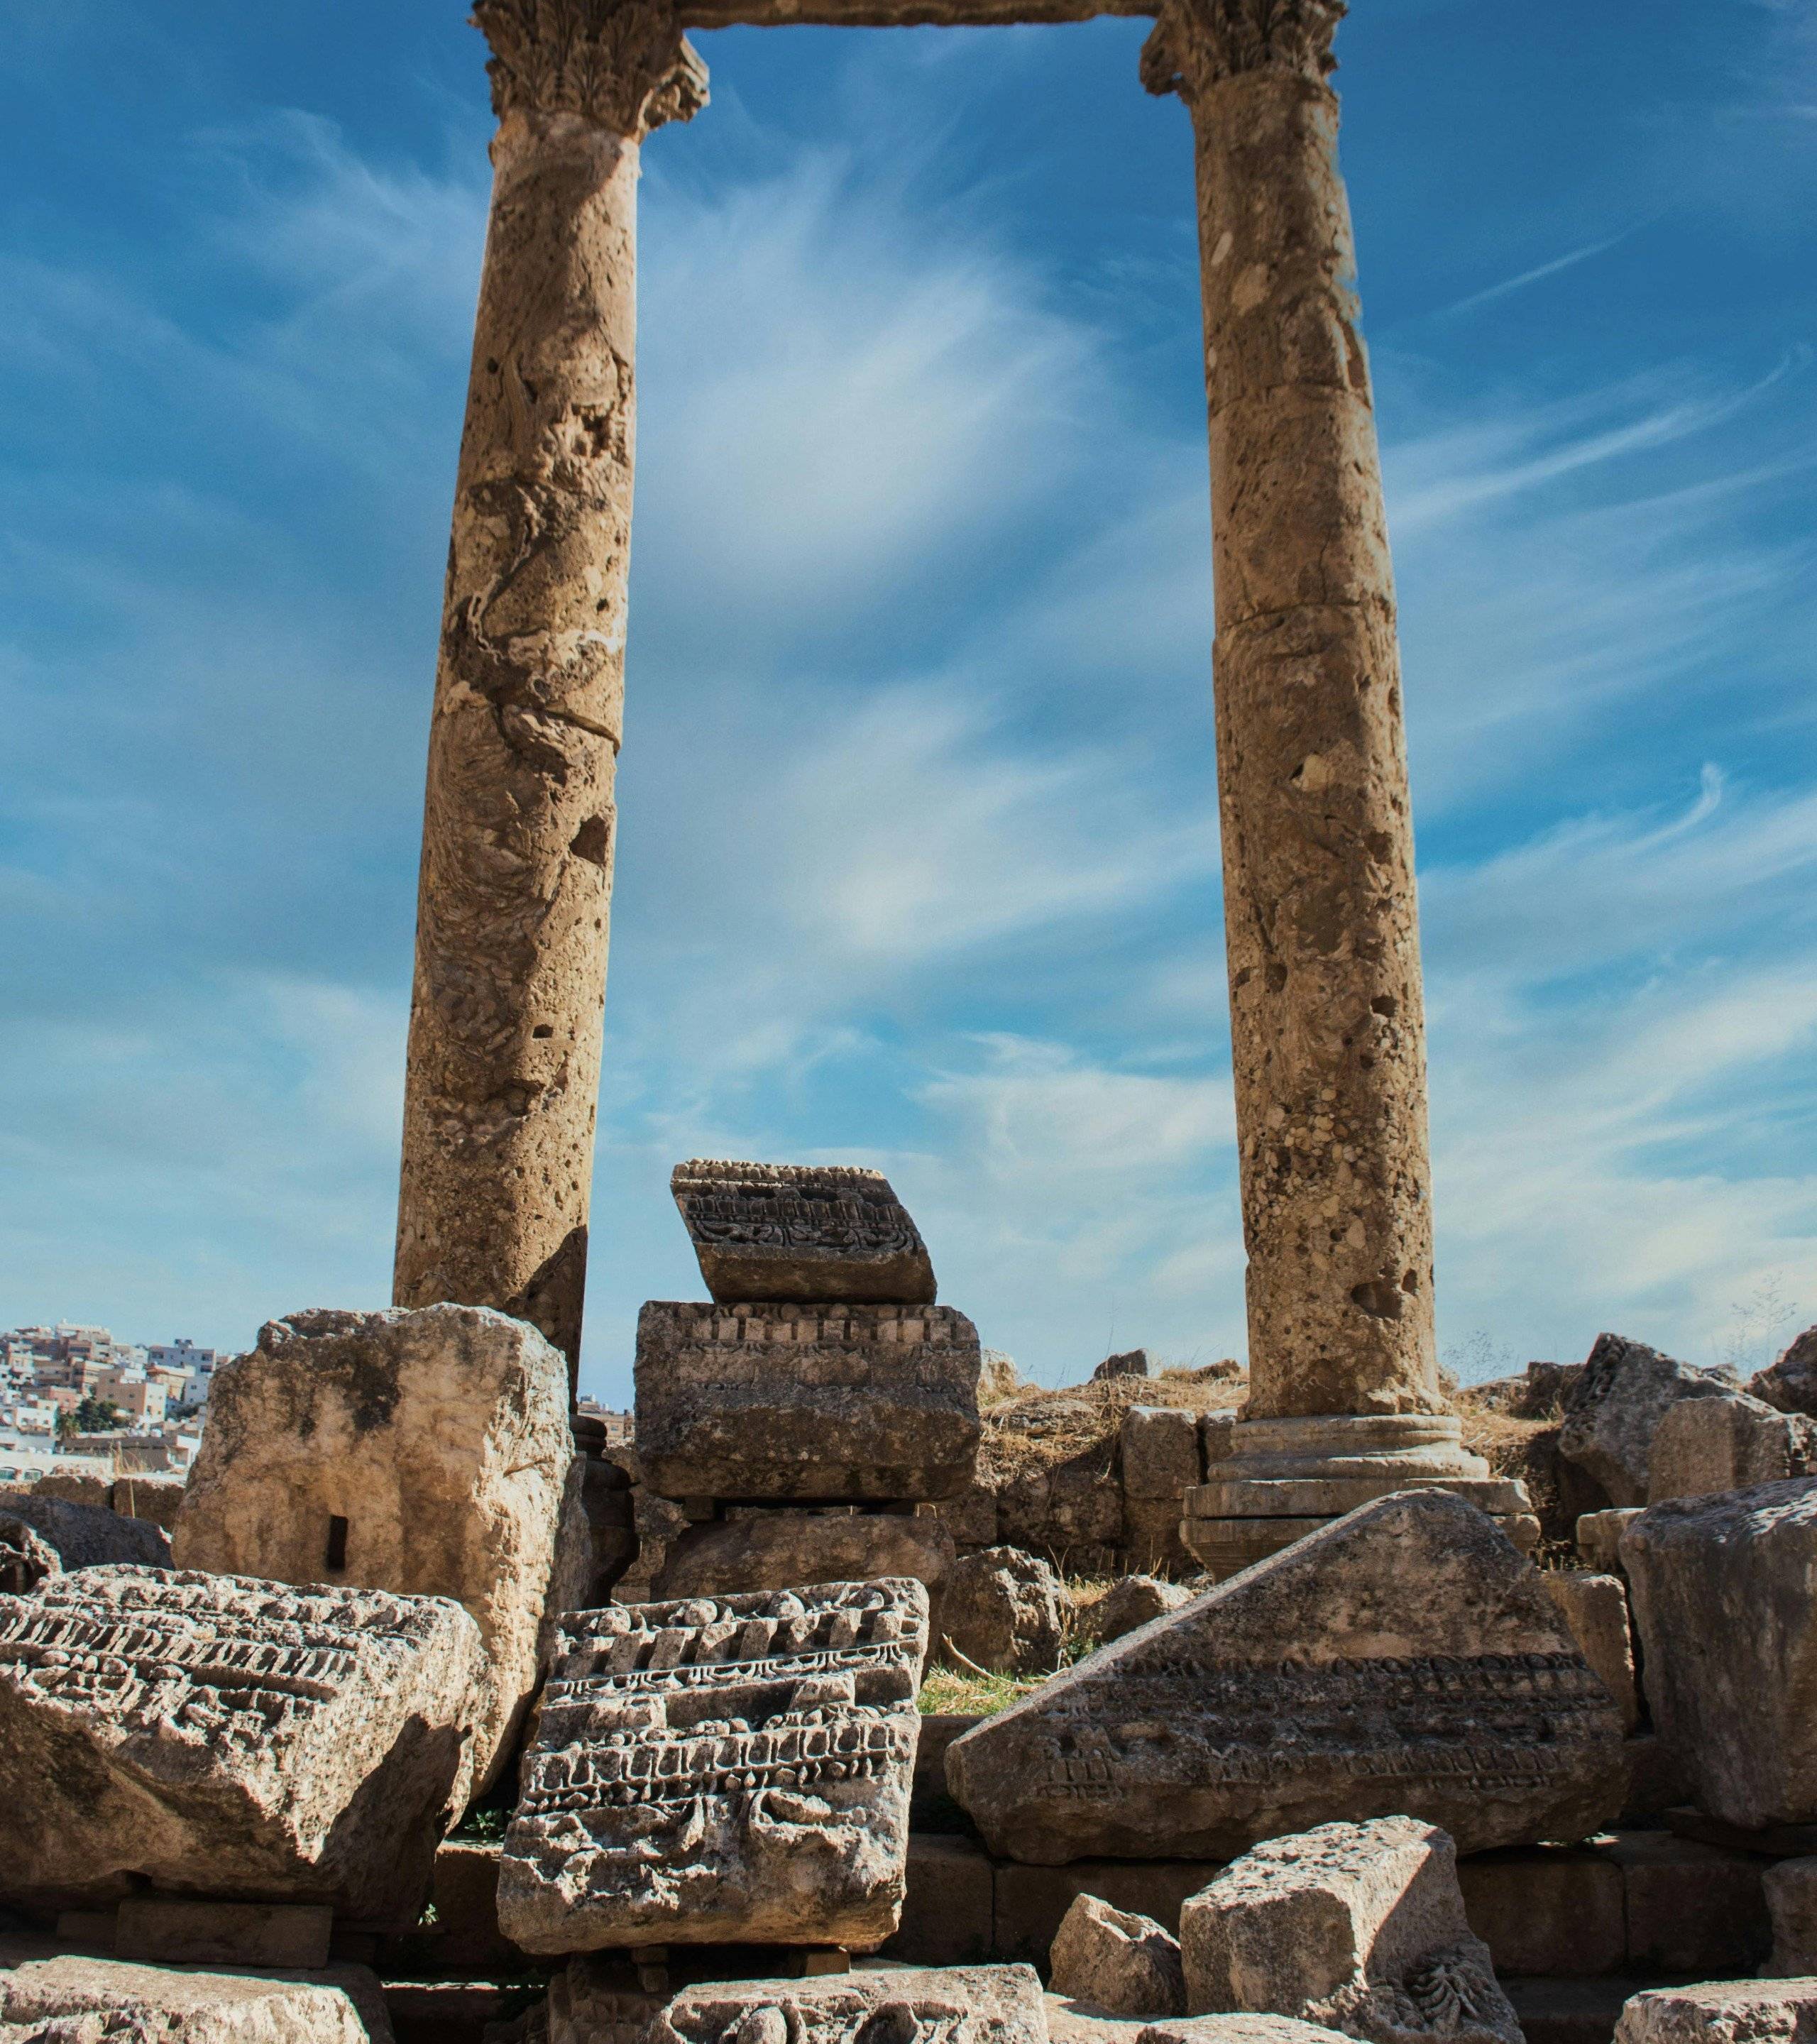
918,1665,1045,1715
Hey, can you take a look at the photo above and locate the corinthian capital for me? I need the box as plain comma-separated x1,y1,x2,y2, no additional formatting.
1140,0,1344,104
474,0,709,138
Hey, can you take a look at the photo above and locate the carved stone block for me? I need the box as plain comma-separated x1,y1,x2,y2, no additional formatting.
0,1954,368,2042
653,1511,955,1622
1615,1982,1817,2044
0,1566,482,1928
635,1302,981,1502
672,1159,936,1304
1179,1818,1522,2044
1051,1893,1186,2018
497,1578,928,1952
648,1963,1049,2044
946,1491,1626,1864
170,1303,572,1789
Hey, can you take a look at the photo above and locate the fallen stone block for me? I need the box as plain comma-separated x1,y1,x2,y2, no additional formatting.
114,1898,332,1969
1090,1576,1194,1648
1615,1982,1817,2044
1752,1324,1817,1420
653,1512,955,1620
887,1833,997,1967
670,1158,936,1304
1097,1351,1152,1380
543,1960,659,2044
635,1302,982,1503
1139,2023,1358,2044
1646,1392,1816,1504
172,1303,570,1792
1601,1833,1769,1976
1455,1847,1624,1979
0,1493,170,1571
947,1491,1625,1864
1558,1336,1738,1507
0,1566,482,1928
1622,1480,1817,1829
938,1546,1067,1675
647,1962,1049,2044
1542,1574,1640,1734
1124,1410,1203,1502
1762,1856,1817,1977
0,1952,367,2041
26,1473,111,1507
498,1578,928,1952
1178,1818,1521,2044
994,1862,1231,1969
1051,1894,1186,2018
1574,1512,1640,1577
112,1473,187,1531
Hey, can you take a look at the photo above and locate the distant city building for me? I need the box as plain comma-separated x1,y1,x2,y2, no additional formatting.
0,1321,222,1483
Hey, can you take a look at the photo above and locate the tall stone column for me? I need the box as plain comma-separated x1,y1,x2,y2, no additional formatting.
1142,0,1530,1571
393,0,707,1390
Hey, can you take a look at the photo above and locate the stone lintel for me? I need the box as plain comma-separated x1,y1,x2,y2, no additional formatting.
679,0,1153,23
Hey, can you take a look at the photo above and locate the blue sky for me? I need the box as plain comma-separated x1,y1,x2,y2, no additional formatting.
2,0,1814,1402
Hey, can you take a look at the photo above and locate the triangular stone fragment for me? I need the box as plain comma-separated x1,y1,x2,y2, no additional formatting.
946,1491,1625,1864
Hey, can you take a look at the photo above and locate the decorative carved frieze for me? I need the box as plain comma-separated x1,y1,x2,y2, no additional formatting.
1140,0,1345,104
474,0,709,138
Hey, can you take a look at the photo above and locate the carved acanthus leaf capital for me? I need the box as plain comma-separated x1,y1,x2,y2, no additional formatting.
1140,0,1344,104
473,0,709,139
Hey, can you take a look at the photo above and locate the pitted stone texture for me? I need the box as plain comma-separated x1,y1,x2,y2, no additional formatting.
946,1492,1625,1865
671,1160,935,1304
1647,1392,1816,1504
0,1566,481,1927
1615,1982,1817,2044
113,1475,188,1532
171,1304,571,1790
1752,1325,1817,1421
653,1512,955,1615
1623,1480,1817,1829
0,1494,170,1572
1052,1894,1187,2018
1179,1820,1521,2044
939,1547,1067,1676
1090,1576,1195,1649
0,1519,61,1595
649,1964,1049,2044
498,1578,928,1952
0,1954,367,2043
1541,1575,1639,1734
1141,2023,1357,2044
394,5,706,1375
1557,1336,1738,1508
1762,1857,1817,1977
635,1302,981,1502
1124,1409,1204,1501
1141,9,1440,1423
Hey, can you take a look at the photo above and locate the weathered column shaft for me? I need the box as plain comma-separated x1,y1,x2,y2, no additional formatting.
1144,0,1441,1420
394,1,706,1383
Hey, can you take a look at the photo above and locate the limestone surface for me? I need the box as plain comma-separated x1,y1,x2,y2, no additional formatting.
1762,1857,1817,1977
1557,1336,1738,1507
1179,1819,1522,2044
0,1566,481,1927
1141,2023,1357,2044
946,1491,1625,1864
1646,1392,1816,1504
635,1302,981,1502
938,1547,1067,1675
498,1578,928,1951
0,1954,366,2043
171,1304,571,1788
1541,1574,1639,1734
1091,1576,1194,1649
1097,1351,1153,1381
1615,1982,1817,2044
653,1512,955,1616
671,1160,936,1304
0,1493,170,1571
1052,1894,1187,2018
1623,1480,1817,1828
1123,1409,1203,1501
649,1965,1049,2044
1752,1324,1817,1420
0,1518,60,1595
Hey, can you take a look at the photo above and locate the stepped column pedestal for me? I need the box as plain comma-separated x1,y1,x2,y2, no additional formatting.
393,1,707,1390
1140,0,1532,1573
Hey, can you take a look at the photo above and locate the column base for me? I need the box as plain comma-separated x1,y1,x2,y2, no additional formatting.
1182,1412,1537,1579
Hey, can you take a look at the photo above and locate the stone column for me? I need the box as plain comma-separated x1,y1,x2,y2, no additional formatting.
393,0,707,1388
1141,0,1529,1571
